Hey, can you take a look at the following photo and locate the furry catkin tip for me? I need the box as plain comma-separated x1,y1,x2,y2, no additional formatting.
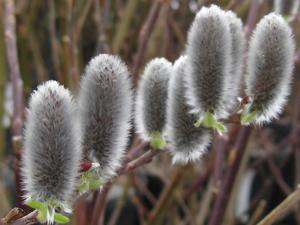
224,11,245,111
22,80,80,205
135,57,172,141
79,54,133,180
246,13,295,124
185,5,232,119
166,56,212,164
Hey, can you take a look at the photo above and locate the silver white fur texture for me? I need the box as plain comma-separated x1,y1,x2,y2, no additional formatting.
135,57,172,141
246,13,295,124
79,54,133,180
185,5,232,119
224,11,245,111
22,80,80,204
166,56,212,164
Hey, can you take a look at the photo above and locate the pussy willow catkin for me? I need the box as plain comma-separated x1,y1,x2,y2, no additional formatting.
246,13,295,124
135,57,172,141
22,81,80,204
185,5,232,119
79,54,133,180
166,56,212,164
224,11,245,111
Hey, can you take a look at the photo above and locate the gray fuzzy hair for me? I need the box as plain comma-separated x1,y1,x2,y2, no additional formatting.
246,13,295,124
185,5,232,119
78,54,133,180
224,11,245,111
135,57,172,141
166,56,212,164
22,80,80,204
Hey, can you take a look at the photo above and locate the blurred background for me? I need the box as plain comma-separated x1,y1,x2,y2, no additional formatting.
1,0,300,224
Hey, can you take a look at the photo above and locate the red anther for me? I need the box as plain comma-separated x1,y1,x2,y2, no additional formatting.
242,96,250,104
80,161,92,172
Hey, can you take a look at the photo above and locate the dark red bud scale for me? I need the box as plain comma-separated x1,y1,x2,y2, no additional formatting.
80,161,92,172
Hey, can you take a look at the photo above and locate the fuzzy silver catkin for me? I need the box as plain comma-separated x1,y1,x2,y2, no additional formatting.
224,11,245,111
135,58,172,141
79,54,132,180
246,13,295,124
166,56,212,164
185,5,232,119
22,80,80,204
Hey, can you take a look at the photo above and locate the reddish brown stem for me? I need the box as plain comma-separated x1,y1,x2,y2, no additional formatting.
147,166,187,224
208,126,252,225
0,210,37,225
91,184,112,225
3,0,25,209
244,0,263,40
90,145,159,225
131,0,164,87
125,149,160,172
3,0,24,136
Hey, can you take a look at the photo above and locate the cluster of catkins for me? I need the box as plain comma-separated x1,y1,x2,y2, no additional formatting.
22,55,133,222
135,5,295,163
22,4,295,224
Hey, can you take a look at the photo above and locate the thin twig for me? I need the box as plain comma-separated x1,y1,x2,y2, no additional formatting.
131,0,165,87
3,0,24,208
256,186,300,225
48,0,63,83
3,0,24,137
247,200,267,225
91,183,112,225
90,146,160,225
244,0,263,40
147,165,187,224
125,149,160,172
207,126,252,225
0,210,37,225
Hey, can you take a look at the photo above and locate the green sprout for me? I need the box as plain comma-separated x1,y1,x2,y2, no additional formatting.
150,131,167,150
194,111,227,134
25,198,70,224
240,109,257,125
78,163,104,194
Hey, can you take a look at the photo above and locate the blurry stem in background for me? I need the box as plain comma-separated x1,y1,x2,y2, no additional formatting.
3,0,24,137
247,200,267,225
146,165,188,225
197,178,215,225
0,210,37,225
48,0,64,83
208,126,252,225
70,0,93,92
3,0,25,208
244,0,263,40
131,0,165,88
90,146,160,225
25,0,47,82
256,186,300,225
0,4,7,158
60,0,73,90
91,183,112,225
94,0,110,54
112,0,139,54
213,135,228,190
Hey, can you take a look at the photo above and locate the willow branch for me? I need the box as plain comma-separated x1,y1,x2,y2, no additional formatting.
256,186,300,225
131,0,165,87
3,0,24,137
0,210,37,225
207,126,252,225
3,0,25,208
